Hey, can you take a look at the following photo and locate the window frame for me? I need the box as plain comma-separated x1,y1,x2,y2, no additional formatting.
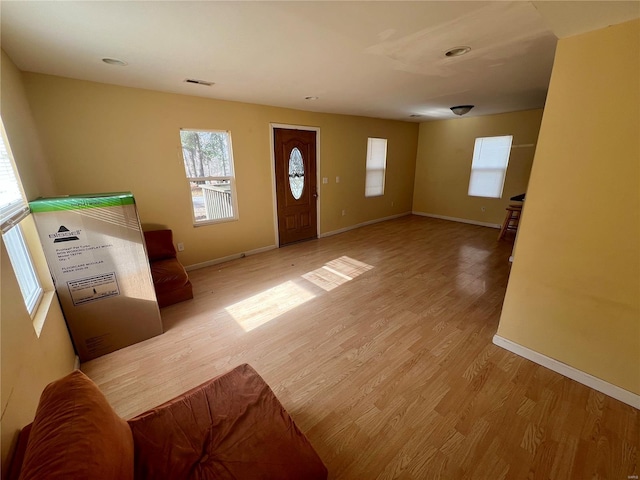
467,135,513,199
179,129,239,226
365,137,387,198
0,118,44,317
3,223,44,317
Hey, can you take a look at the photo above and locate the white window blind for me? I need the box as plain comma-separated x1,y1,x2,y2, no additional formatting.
468,135,513,198
365,137,387,197
0,125,29,232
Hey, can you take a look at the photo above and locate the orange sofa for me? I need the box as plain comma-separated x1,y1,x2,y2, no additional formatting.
143,229,193,308
9,364,327,480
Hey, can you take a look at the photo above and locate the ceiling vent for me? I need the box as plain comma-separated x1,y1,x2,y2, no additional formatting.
445,46,471,57
102,57,128,66
184,79,214,86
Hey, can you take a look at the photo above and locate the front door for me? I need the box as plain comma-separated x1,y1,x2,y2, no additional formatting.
274,128,317,246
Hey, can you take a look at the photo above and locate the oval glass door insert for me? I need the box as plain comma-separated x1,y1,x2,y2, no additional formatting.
288,147,304,200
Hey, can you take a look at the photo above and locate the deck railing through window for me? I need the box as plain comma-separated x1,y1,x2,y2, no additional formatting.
201,184,233,220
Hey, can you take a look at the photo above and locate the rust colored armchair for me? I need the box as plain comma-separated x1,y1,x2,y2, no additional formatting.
9,365,328,480
143,229,193,308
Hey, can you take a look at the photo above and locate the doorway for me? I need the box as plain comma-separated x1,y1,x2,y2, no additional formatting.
273,127,318,246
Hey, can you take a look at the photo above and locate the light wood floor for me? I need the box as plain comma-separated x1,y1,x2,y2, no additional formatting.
82,215,638,479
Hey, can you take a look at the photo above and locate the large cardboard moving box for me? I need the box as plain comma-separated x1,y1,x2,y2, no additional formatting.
30,193,163,361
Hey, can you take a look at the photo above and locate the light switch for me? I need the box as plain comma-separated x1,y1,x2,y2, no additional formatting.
322,177,328,184
336,176,340,183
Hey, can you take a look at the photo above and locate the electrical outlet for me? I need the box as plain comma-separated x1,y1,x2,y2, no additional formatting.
342,209,346,216
391,201,395,207
177,242,185,252
481,207,486,212
336,176,340,183
322,177,328,184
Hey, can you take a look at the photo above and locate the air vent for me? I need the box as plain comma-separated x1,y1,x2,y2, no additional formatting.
184,79,214,86
102,58,128,66
445,46,471,57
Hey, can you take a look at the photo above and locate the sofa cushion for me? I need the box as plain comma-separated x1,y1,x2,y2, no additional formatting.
18,370,134,480
143,229,176,261
128,364,328,480
149,258,190,294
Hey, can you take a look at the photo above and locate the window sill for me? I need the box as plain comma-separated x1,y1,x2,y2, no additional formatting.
193,217,239,227
32,289,56,338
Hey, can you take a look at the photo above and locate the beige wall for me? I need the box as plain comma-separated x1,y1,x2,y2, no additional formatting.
0,52,76,473
22,73,418,267
497,20,640,394
413,109,543,226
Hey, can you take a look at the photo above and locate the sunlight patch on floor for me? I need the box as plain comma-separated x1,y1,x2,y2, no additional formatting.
226,256,373,332
225,280,316,332
302,256,374,291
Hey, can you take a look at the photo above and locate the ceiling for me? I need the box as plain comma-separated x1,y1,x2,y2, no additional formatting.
2,1,638,122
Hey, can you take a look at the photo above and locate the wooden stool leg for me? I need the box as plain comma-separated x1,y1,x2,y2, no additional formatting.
498,210,512,240
498,206,522,241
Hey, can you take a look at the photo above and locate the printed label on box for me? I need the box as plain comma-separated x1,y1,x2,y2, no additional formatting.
68,272,120,306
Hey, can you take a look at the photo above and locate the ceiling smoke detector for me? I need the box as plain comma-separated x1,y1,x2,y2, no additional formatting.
445,46,471,57
450,105,474,116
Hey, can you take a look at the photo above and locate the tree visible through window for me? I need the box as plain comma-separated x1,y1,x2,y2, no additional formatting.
179,129,238,224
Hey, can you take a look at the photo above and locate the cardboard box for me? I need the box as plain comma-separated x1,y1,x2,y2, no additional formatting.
30,192,163,361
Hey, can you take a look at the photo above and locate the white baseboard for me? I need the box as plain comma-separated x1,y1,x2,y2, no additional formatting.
186,213,410,270
319,212,411,238
185,245,277,271
493,335,640,409
412,211,501,229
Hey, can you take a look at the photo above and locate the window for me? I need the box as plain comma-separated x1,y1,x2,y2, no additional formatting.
3,225,43,314
0,119,43,316
179,129,238,225
0,126,29,229
365,137,387,197
468,135,513,198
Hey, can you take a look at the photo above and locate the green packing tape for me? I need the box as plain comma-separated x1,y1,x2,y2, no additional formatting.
29,193,135,212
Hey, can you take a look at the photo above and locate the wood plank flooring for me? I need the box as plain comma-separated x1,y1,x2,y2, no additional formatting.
81,215,638,479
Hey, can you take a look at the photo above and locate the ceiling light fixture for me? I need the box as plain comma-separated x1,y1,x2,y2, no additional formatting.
305,96,319,101
450,105,474,116
444,46,471,58
409,114,422,118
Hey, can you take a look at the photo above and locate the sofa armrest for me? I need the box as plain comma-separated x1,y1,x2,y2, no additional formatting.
16,370,134,480
6,423,32,480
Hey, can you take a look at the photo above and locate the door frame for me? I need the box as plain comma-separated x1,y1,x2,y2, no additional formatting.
269,123,321,247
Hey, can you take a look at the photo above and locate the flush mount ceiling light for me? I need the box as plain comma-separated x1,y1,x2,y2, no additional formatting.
184,78,214,86
304,96,319,101
450,105,474,116
101,57,128,66
444,46,471,58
